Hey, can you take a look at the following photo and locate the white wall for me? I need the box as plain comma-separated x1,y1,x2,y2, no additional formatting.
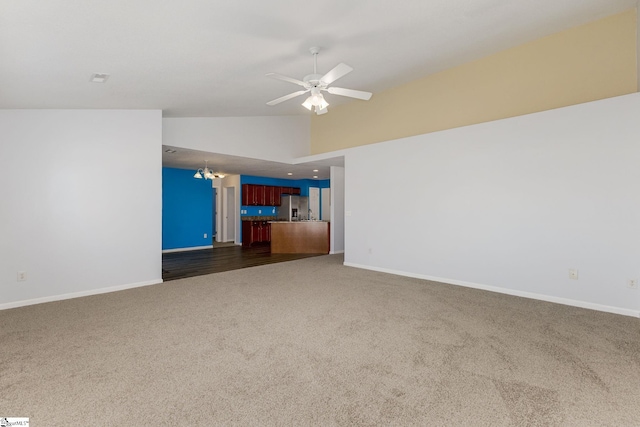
330,166,345,254
162,116,311,161
0,110,162,308
343,93,640,317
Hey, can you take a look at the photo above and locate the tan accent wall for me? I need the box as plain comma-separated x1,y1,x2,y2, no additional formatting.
310,9,638,154
637,6,640,91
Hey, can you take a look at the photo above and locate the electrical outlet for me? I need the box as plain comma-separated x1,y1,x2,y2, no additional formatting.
628,279,638,289
569,269,578,280
204,233,207,238
258,209,261,214
17,271,27,282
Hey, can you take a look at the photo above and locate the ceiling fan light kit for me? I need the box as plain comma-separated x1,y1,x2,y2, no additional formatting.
266,47,372,115
301,88,329,113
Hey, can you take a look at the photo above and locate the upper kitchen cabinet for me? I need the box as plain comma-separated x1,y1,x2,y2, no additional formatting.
241,184,254,205
242,184,265,205
242,184,298,206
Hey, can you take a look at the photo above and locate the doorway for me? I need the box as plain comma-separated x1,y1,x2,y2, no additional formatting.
321,188,331,221
212,188,217,243
309,187,320,220
224,186,236,242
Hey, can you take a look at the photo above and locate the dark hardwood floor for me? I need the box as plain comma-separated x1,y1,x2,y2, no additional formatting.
162,242,324,281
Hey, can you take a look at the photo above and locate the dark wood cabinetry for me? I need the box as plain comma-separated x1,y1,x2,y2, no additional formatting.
272,186,281,205
242,184,300,206
242,184,267,206
260,222,271,242
255,185,265,205
264,186,275,206
242,220,271,247
241,184,254,206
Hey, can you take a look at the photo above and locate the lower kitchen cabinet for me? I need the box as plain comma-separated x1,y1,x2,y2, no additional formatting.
260,221,271,241
242,220,271,247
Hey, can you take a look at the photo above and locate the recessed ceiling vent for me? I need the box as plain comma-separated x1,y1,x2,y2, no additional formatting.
90,73,110,83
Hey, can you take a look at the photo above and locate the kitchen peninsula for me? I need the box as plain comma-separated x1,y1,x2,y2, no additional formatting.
270,221,330,254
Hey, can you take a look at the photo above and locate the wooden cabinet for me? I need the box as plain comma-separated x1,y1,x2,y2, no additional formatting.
241,184,249,205
241,184,255,206
260,221,270,242
264,186,275,206
250,221,262,243
281,186,300,195
242,220,272,246
242,184,299,206
255,185,265,205
273,186,282,206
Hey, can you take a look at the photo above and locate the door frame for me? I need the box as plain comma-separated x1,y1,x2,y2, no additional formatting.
223,186,236,243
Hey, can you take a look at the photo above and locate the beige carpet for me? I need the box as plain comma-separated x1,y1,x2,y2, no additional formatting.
1,254,639,426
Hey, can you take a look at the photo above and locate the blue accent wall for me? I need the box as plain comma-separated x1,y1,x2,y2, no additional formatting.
162,167,213,250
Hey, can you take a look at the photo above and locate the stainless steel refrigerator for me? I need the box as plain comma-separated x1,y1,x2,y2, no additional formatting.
276,195,309,221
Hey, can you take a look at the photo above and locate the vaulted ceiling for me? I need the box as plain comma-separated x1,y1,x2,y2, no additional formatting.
3,0,635,178
1,0,635,117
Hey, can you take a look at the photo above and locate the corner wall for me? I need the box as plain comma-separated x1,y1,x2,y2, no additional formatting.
311,9,638,153
343,93,640,317
0,110,163,308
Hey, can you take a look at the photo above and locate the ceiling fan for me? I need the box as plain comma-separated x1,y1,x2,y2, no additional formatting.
266,47,373,115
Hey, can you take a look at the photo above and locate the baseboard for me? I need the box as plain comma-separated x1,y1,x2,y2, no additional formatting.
330,250,345,255
343,262,640,319
0,279,163,311
162,245,213,253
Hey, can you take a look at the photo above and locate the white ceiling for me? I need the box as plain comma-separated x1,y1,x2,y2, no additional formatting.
162,145,342,180
2,0,635,176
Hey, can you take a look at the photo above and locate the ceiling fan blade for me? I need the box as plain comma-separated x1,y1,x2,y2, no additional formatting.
266,89,309,106
320,63,353,85
327,86,372,101
265,73,307,87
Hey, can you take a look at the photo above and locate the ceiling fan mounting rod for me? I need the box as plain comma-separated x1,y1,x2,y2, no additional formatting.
310,46,320,75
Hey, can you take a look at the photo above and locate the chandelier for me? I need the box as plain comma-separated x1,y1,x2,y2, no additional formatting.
194,161,225,180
